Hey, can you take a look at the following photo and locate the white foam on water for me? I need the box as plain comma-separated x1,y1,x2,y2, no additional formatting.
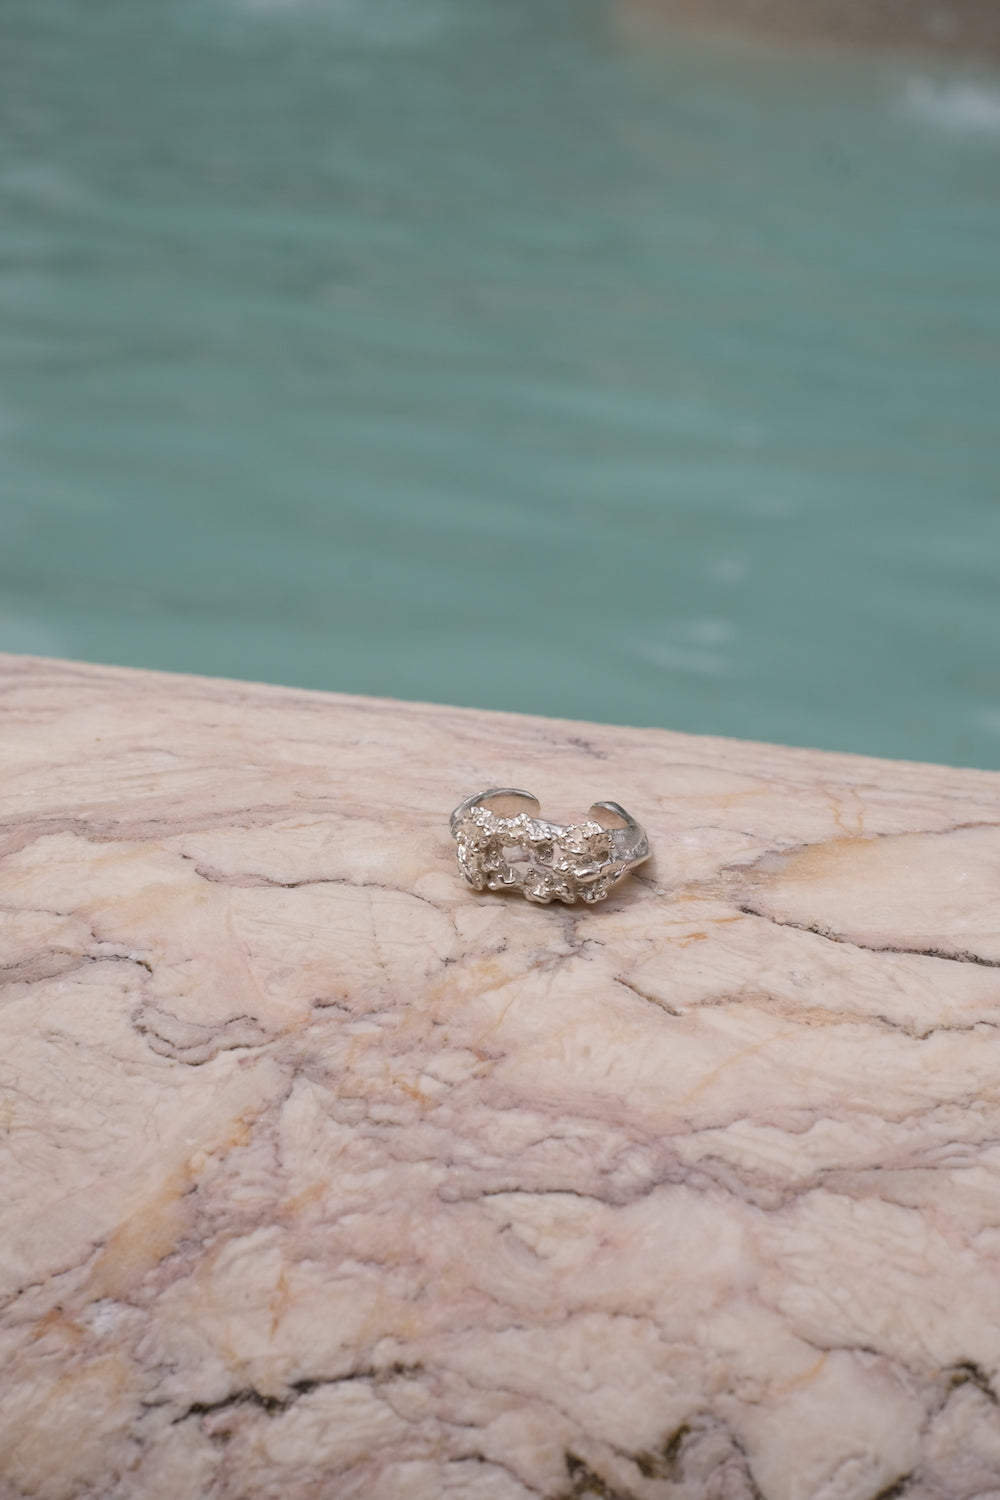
903,76,1000,137
628,619,734,677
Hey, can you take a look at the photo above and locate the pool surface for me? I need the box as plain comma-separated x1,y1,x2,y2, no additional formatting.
2,0,999,766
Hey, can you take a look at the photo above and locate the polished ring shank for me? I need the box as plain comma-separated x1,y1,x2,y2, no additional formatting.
450,788,650,905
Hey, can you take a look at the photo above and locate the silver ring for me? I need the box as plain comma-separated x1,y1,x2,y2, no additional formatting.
450,788,650,905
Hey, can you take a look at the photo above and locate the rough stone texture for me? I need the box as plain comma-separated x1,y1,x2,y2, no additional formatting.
2,652,1000,1500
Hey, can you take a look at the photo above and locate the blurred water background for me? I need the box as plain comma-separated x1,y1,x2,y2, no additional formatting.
1,0,999,766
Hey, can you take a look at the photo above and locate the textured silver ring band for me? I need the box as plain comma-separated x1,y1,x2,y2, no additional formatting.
450,788,650,905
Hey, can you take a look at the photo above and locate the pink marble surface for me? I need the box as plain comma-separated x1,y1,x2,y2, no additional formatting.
2,653,1000,1500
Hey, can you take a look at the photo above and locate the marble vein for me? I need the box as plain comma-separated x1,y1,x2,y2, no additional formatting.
1,654,1000,1499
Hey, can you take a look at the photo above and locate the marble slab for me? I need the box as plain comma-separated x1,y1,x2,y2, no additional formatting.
2,653,1000,1500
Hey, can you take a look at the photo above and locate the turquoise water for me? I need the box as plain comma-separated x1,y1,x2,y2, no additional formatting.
2,0,999,766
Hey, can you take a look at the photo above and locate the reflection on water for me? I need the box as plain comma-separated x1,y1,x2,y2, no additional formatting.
1,0,998,766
